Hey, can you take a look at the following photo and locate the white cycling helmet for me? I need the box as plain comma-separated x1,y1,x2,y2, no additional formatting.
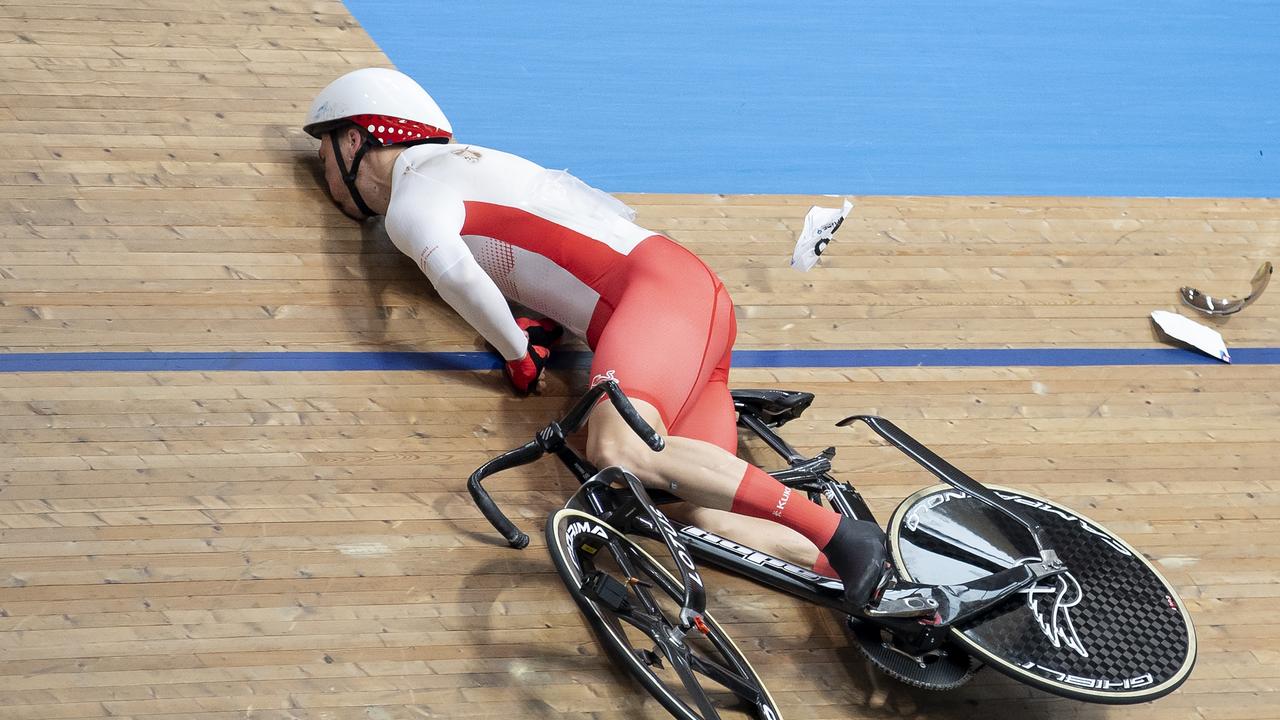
304,67,452,145
305,68,452,218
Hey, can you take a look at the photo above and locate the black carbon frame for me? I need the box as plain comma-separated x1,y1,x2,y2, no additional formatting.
468,385,1193,706
563,401,1055,626
562,409,876,615
470,382,1057,639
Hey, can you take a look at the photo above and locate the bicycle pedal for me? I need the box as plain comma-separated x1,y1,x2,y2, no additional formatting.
865,587,941,619
582,571,631,612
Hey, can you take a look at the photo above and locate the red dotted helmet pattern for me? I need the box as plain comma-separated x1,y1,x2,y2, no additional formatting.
349,113,452,146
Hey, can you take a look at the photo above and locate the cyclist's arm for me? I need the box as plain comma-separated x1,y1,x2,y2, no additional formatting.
384,178,527,361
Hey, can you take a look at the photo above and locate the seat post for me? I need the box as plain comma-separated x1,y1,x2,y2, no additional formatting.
738,412,807,464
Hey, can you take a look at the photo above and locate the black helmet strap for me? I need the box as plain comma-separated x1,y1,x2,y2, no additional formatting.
329,128,377,219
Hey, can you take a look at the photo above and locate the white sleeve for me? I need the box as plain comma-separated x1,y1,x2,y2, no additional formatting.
434,258,528,361
385,174,528,361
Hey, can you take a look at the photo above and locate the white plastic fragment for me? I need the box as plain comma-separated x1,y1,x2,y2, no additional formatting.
791,198,853,271
1150,310,1231,363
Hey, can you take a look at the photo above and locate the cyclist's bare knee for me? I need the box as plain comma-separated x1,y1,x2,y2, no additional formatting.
587,397,667,479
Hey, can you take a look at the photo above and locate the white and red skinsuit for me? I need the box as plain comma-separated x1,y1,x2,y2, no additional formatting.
386,143,737,450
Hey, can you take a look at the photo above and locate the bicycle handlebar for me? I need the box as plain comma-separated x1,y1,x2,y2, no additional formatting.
838,414,1047,551
467,440,543,548
467,380,664,548
560,379,665,452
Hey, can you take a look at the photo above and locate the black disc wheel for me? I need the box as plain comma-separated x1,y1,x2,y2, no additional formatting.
887,485,1197,704
546,508,783,720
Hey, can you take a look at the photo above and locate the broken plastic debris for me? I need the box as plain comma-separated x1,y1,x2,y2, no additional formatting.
1150,310,1230,363
1179,261,1271,316
791,198,853,271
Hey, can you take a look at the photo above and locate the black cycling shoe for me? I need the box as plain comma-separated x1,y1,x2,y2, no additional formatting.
821,516,890,611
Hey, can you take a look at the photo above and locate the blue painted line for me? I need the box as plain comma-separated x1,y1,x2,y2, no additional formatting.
0,352,501,373
729,348,1280,367
1,348,1277,373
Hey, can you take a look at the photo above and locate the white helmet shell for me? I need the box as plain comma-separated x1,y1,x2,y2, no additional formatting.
303,67,452,142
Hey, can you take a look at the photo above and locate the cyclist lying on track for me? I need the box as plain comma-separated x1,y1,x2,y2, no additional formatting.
303,68,889,608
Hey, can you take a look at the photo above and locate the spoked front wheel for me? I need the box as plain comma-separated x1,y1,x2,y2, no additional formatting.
546,508,783,720
888,485,1197,704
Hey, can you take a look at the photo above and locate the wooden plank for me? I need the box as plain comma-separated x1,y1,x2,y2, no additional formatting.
1,0,1275,717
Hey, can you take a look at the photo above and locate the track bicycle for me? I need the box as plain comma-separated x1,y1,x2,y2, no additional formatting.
468,380,1197,719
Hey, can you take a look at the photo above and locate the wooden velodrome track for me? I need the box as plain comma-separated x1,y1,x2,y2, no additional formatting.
1,2,1277,719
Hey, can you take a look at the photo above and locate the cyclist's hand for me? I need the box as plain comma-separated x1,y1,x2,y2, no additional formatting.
516,316,563,348
504,342,551,396
498,316,561,395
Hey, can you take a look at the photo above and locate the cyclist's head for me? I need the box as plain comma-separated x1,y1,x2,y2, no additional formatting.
304,68,452,220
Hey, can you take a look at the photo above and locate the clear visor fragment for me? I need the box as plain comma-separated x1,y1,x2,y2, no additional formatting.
1179,261,1272,316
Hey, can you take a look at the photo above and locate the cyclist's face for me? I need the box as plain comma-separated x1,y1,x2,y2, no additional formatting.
317,130,364,221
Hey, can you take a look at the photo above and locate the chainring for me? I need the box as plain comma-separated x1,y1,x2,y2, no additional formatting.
846,617,982,690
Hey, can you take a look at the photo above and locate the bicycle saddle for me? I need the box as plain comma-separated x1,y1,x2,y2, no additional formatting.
731,388,815,427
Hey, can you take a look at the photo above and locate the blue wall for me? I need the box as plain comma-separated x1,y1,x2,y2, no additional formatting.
347,1,1278,196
